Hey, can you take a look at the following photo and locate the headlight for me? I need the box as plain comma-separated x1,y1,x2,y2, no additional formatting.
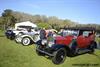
48,41,54,47
41,39,47,45
48,37,55,47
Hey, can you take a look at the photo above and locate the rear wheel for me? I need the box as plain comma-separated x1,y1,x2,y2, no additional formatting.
52,48,66,64
88,42,95,54
21,37,32,46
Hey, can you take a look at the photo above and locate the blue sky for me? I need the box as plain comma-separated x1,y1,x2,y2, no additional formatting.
0,0,100,24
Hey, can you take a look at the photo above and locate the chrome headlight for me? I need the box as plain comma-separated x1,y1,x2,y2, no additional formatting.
41,39,47,45
47,37,55,47
48,41,54,47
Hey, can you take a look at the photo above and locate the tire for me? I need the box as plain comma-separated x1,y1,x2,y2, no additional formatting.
10,36,15,40
36,45,45,56
52,48,66,64
88,42,95,54
21,37,31,46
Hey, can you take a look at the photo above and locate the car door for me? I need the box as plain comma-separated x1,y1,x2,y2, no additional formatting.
77,31,89,48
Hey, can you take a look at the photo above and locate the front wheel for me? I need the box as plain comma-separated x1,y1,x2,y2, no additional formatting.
52,48,66,64
21,37,32,46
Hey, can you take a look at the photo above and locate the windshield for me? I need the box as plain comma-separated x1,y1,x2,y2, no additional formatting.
63,30,79,36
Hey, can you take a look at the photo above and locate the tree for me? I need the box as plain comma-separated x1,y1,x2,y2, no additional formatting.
2,9,17,27
37,23,50,29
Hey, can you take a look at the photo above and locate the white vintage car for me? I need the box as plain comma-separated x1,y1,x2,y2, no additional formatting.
5,28,29,40
15,30,40,46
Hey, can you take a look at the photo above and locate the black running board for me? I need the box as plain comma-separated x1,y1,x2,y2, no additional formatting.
37,49,54,56
77,49,91,54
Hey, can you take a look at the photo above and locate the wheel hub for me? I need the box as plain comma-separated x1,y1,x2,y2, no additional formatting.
22,38,30,45
61,55,64,58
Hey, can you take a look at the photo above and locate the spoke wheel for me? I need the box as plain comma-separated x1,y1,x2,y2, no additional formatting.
52,48,66,64
22,37,31,46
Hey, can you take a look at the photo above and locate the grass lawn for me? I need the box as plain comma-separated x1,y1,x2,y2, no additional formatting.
96,37,100,43
0,30,100,67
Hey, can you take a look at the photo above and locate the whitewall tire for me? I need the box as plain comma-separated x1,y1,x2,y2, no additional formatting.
21,37,31,46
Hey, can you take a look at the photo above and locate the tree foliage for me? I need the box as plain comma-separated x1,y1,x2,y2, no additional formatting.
0,9,100,32
37,23,50,29
1,9,17,27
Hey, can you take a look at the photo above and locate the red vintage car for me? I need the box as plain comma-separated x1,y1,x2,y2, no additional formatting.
36,27,97,64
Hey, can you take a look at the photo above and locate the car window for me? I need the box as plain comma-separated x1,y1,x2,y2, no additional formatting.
83,31,90,37
63,30,78,36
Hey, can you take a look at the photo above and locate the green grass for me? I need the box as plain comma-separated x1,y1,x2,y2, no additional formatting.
0,30,4,36
96,37,100,43
0,31,100,67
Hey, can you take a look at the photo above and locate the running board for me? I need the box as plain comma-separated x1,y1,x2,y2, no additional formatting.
77,49,91,54
37,49,54,56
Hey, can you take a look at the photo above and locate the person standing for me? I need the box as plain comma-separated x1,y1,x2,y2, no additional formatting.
40,28,46,40
36,28,46,45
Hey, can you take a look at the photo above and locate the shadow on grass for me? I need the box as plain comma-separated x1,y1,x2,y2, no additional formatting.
44,56,52,59
40,52,90,60
91,53,100,61
0,35,5,37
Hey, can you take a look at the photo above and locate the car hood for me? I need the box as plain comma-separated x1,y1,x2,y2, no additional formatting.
53,35,74,45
